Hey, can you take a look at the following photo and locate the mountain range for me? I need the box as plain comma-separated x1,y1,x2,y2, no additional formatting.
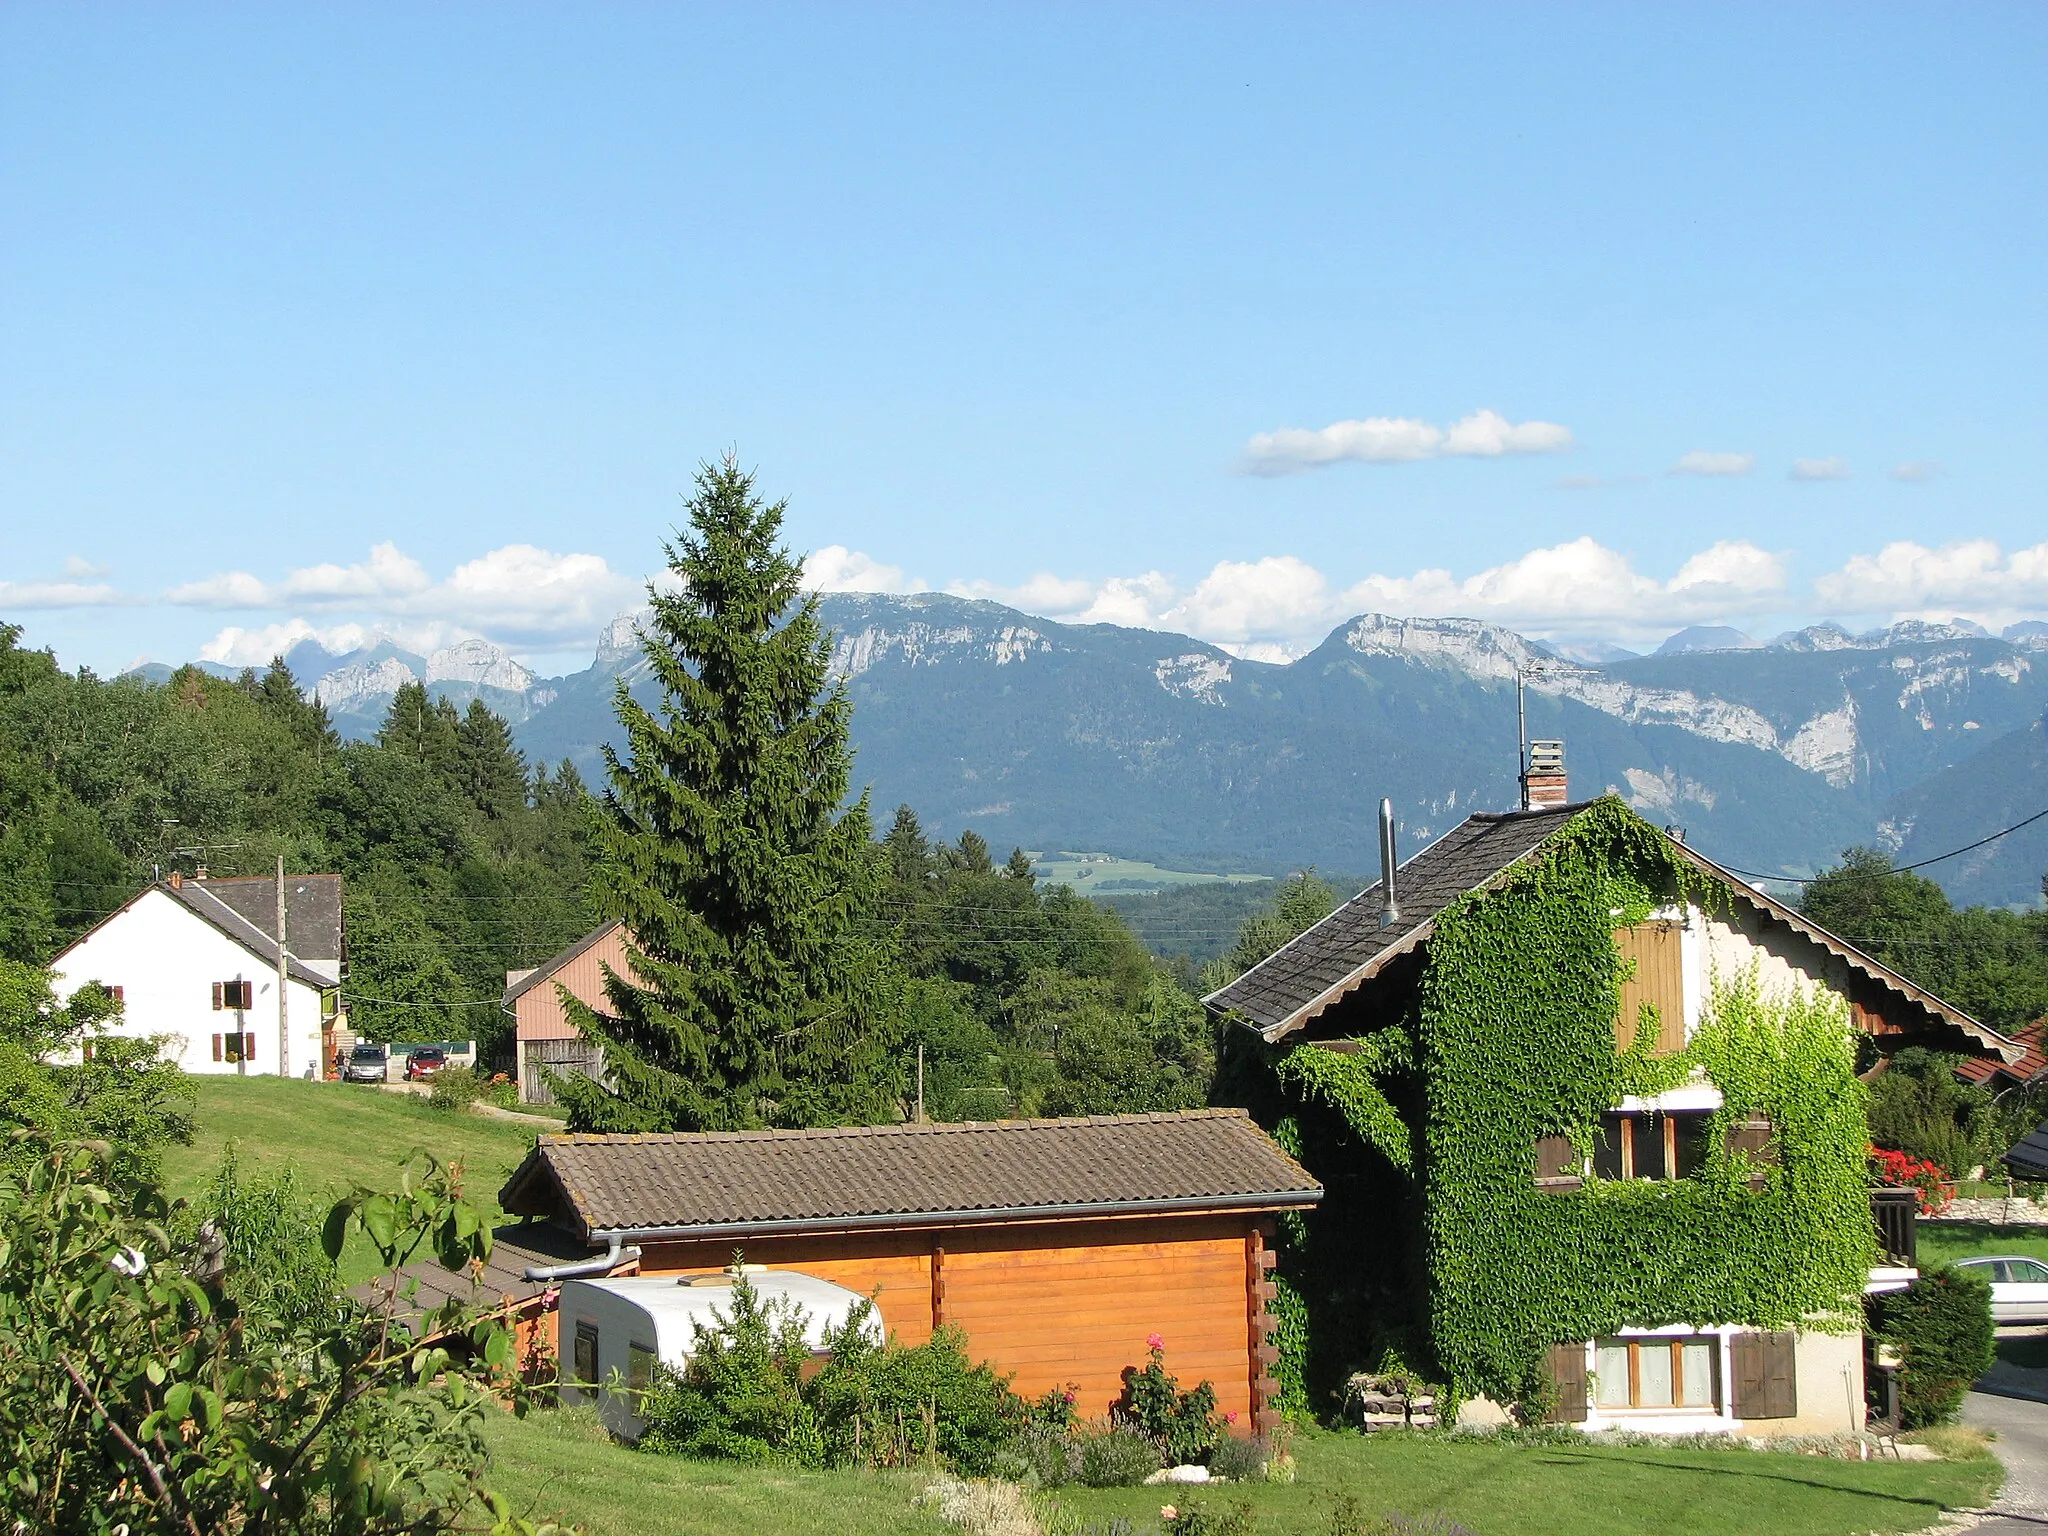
138,599,2048,908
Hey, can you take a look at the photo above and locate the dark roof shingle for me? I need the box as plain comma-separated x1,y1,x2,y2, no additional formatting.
1204,803,1586,1037
350,1220,595,1329
500,1109,1321,1239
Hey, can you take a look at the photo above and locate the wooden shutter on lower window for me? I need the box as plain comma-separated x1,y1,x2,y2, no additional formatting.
1726,1116,1777,1189
1534,1135,1583,1192
242,1032,257,1061
212,1033,223,1062
1733,1331,1798,1419
1615,921,1685,1052
1543,1342,1589,1422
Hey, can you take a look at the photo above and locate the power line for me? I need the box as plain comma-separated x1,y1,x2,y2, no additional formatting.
1715,806,2048,886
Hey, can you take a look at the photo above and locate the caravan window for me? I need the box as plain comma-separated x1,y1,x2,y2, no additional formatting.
628,1343,656,1395
572,1321,599,1389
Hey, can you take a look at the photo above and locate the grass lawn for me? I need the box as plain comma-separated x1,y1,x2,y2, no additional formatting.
1919,1220,2048,1270
481,1406,948,1536
1037,1427,2002,1536
162,1076,544,1284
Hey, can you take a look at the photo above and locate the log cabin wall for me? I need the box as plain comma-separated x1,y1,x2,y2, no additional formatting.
639,1211,1272,1426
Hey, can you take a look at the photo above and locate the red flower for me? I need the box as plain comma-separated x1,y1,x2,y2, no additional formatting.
1146,1332,1166,1352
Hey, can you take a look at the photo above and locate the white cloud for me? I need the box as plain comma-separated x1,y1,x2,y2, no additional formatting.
62,555,110,578
1163,557,1335,644
1812,539,2048,628
947,571,1103,614
164,541,640,646
200,620,374,667
803,545,927,595
0,578,126,609
1790,456,1850,481
1670,450,1755,477
1890,460,1943,483
1239,409,1573,476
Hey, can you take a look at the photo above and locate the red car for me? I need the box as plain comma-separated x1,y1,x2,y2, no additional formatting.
405,1047,447,1081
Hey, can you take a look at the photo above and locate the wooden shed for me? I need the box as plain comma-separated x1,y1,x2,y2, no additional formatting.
497,1110,1321,1431
504,921,634,1104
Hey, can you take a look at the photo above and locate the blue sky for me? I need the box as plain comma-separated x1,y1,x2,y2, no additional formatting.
2,2,2043,673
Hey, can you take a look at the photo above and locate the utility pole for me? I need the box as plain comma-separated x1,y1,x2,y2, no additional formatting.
275,856,290,1078
916,1043,926,1124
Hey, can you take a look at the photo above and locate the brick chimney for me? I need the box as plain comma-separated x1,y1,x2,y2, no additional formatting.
1523,739,1568,809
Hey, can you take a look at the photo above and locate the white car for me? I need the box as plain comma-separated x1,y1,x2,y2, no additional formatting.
1953,1256,2048,1324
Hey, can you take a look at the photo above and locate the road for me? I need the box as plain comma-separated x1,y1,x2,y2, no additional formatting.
1966,1388,2048,1532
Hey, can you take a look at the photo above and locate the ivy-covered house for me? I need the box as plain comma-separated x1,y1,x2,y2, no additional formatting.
1206,794,2017,1436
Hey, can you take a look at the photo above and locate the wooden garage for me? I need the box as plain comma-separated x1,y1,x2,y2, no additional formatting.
496,1109,1321,1430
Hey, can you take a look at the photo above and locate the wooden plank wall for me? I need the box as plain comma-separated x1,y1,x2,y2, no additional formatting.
639,1213,1264,1425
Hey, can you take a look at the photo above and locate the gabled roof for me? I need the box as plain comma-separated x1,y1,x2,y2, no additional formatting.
502,919,625,1006
1205,798,2018,1064
349,1221,601,1331
164,880,341,987
57,879,340,988
499,1109,1322,1242
1203,803,1587,1039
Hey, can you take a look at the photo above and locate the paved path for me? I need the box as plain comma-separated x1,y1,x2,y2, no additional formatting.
1965,1389,2048,1532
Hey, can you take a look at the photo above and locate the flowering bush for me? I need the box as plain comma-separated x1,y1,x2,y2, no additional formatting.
1118,1335,1223,1465
1871,1145,1954,1214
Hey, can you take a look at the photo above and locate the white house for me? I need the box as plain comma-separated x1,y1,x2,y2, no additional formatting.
51,872,345,1078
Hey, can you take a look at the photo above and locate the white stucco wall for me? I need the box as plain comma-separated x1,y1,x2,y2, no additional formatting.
51,889,330,1078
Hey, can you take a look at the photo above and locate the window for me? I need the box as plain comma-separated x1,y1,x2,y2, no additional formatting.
627,1342,656,1396
1999,1259,2048,1284
213,980,254,1011
1593,1111,1712,1180
1615,921,1685,1052
213,1033,256,1063
1594,1337,1718,1411
572,1321,599,1391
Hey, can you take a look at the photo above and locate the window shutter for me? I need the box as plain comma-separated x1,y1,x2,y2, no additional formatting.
1733,1331,1797,1419
212,981,224,1011
1725,1116,1777,1190
1615,921,1685,1052
1542,1342,1589,1422
212,1033,223,1062
1534,1135,1583,1192
243,1032,257,1061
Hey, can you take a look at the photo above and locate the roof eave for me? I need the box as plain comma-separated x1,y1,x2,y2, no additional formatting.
586,1188,1325,1245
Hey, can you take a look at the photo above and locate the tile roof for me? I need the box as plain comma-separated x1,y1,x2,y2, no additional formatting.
350,1221,599,1331
1204,803,1588,1038
1960,1022,2047,1086
1203,796,2018,1064
499,1109,1322,1240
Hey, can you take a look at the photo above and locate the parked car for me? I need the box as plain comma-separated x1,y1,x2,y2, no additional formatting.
1952,1256,2048,1324
343,1042,389,1084
405,1046,448,1082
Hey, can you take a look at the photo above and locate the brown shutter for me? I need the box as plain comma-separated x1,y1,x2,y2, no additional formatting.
1615,921,1685,1052
212,981,225,1010
1542,1342,1589,1422
1534,1136,1583,1191
212,1033,223,1062
1733,1331,1797,1419
243,1032,257,1061
1726,1116,1776,1190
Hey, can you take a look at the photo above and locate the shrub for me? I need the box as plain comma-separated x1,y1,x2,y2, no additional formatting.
429,1065,484,1112
994,1422,1080,1488
1208,1432,1270,1482
1869,1146,1953,1215
1163,1498,1257,1535
183,1143,341,1333
637,1272,1025,1472
1075,1422,1163,1486
1322,1499,1480,1536
1118,1335,1222,1464
1867,1264,1996,1427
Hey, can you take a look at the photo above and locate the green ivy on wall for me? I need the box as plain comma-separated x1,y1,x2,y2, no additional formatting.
1254,797,1878,1408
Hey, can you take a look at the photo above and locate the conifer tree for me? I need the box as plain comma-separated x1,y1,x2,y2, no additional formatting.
455,698,527,819
555,459,902,1132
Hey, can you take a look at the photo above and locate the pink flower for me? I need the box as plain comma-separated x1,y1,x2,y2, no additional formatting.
1146,1332,1166,1352
1225,1410,1239,1424
1161,1506,1179,1522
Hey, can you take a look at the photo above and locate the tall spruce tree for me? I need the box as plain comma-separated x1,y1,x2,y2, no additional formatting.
554,459,902,1132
